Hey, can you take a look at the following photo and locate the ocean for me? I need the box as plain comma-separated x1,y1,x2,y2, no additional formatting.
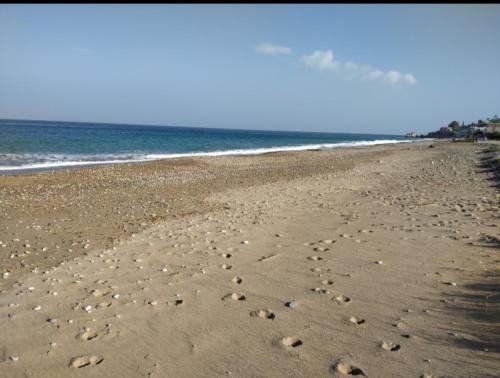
0,119,411,172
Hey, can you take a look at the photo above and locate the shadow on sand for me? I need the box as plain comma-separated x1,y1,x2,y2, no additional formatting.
476,145,500,189
438,149,500,358
441,266,500,354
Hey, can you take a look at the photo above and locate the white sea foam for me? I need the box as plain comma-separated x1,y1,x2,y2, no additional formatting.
0,139,423,172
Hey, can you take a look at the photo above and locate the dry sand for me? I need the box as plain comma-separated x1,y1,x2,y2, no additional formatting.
0,142,499,377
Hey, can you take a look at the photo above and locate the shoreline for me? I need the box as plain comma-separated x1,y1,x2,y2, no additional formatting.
0,138,423,175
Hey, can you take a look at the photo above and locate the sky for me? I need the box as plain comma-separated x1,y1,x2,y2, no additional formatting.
0,4,499,135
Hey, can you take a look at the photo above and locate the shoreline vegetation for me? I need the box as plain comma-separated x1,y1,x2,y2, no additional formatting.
407,115,500,140
1,140,499,377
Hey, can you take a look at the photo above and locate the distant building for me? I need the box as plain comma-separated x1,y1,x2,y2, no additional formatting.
485,123,500,134
406,131,417,138
473,125,486,131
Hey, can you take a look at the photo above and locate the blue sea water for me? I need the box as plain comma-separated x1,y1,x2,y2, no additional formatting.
0,119,410,171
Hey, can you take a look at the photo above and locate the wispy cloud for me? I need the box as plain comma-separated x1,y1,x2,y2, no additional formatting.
365,69,384,80
300,49,417,85
300,50,339,70
254,42,292,56
383,71,417,85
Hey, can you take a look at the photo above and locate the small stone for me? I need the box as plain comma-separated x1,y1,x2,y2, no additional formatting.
32,305,42,311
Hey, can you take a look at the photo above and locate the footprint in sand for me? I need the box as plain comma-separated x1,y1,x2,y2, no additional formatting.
313,287,330,294
222,293,246,301
308,256,323,261
76,329,99,341
322,239,336,244
281,336,303,348
381,341,401,351
221,264,232,270
321,280,334,285
69,355,104,368
313,247,329,252
401,334,415,340
250,309,276,320
90,289,105,297
231,276,243,284
332,295,351,305
331,360,365,376
222,253,232,259
95,302,112,309
258,254,278,262
349,316,365,325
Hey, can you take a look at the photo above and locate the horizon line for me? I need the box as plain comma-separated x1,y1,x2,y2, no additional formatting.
0,117,405,137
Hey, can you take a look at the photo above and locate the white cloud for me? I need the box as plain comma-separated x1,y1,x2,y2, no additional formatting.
382,70,417,85
403,73,417,85
300,49,417,86
254,42,292,56
365,69,384,80
300,50,339,70
343,61,358,70
385,70,402,84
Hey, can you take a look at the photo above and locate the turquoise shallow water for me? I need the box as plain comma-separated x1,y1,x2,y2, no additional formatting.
0,119,409,171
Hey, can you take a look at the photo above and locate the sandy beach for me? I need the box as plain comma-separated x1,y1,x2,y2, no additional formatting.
0,141,498,377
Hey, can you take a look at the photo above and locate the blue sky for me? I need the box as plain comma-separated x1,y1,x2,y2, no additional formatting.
1,4,499,134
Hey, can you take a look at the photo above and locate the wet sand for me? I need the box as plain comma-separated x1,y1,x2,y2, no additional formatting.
0,141,499,377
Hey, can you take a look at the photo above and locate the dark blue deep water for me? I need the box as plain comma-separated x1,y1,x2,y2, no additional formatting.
0,119,409,171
